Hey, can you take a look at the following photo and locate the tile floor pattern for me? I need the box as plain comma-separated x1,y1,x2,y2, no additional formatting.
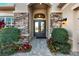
12,39,79,56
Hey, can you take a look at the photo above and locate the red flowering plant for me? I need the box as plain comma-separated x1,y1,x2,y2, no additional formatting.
17,42,32,52
22,42,32,52
0,20,5,29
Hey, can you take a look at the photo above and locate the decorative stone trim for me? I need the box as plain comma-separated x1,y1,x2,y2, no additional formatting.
14,12,29,41
50,13,62,28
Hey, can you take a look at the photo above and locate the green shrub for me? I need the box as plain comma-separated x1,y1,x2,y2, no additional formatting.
51,28,69,43
0,44,17,56
59,43,71,54
0,27,20,55
0,27,20,45
48,28,71,54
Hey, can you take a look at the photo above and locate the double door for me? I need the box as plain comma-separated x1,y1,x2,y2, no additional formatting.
34,20,46,38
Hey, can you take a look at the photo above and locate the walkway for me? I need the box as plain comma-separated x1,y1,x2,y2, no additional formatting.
12,39,52,56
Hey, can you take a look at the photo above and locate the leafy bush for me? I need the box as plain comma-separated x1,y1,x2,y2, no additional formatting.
59,43,71,54
0,27,20,55
51,28,69,43
48,28,71,54
0,44,17,56
0,27,20,45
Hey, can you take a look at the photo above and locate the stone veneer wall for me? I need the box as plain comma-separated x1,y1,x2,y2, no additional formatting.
50,13,62,32
14,13,29,40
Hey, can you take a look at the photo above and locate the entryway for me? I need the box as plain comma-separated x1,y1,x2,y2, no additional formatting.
28,3,51,39
34,20,46,38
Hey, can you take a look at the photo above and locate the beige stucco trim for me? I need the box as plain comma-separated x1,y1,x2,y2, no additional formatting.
71,4,79,10
50,11,62,13
61,3,70,11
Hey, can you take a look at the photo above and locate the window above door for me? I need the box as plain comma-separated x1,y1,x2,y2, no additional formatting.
34,13,45,18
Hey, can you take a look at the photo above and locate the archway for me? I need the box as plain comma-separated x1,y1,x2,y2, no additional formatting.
28,3,51,38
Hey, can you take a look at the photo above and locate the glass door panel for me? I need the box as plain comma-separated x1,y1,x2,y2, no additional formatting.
35,22,39,32
40,22,44,32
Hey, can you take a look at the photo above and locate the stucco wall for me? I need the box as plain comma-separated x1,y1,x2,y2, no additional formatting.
50,3,61,12
62,3,78,52
62,4,74,36
15,3,28,12
73,10,79,52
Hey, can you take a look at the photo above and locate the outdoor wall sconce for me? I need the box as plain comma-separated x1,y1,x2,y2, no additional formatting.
62,18,67,24
62,18,67,21
57,18,67,28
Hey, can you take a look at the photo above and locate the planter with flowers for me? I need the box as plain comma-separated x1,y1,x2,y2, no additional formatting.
16,42,32,52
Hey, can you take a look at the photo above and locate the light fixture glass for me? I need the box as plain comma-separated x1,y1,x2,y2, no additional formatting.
40,3,42,5
39,15,41,17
